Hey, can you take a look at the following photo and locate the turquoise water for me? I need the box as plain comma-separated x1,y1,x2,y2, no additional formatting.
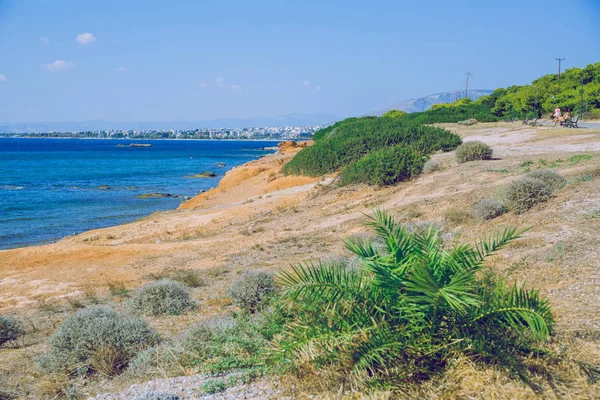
0,138,276,250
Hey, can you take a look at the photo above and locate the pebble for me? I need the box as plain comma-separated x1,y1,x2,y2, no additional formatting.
89,374,293,400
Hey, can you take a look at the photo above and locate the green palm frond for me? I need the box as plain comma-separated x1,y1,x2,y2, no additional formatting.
474,280,553,341
474,226,530,261
405,264,480,315
277,261,369,308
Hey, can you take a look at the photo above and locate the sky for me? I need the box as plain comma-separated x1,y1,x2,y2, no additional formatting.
0,0,599,123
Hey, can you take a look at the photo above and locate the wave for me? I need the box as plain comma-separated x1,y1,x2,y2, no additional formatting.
0,185,25,190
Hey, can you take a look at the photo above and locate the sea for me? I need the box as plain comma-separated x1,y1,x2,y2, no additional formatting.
0,138,277,250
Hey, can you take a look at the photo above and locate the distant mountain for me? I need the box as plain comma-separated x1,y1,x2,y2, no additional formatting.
0,113,340,133
375,90,493,115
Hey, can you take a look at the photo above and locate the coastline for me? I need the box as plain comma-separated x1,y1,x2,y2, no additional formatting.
0,138,282,251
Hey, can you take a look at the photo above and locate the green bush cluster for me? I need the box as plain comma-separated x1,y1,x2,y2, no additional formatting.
129,279,196,316
38,306,160,375
505,177,553,214
0,315,24,346
525,169,567,192
455,141,493,163
473,198,507,220
228,270,276,313
338,145,425,186
284,116,461,180
402,100,499,124
276,210,553,388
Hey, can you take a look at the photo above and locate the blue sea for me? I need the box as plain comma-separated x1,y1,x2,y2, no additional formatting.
0,138,277,250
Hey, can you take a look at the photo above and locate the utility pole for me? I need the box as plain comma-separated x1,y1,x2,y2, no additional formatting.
465,72,473,99
555,58,565,83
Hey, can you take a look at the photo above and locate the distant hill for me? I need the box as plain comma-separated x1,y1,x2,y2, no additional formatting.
0,113,339,133
375,90,493,115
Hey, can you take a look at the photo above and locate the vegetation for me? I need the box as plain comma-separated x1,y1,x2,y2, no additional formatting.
402,99,498,124
338,145,425,186
228,270,276,313
132,392,179,400
505,177,552,214
38,306,160,376
525,169,567,192
473,198,507,221
0,315,24,346
284,116,461,179
276,210,552,388
382,109,407,118
455,141,493,163
129,280,196,316
423,159,441,173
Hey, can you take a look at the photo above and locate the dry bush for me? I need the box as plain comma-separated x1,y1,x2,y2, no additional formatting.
526,169,567,192
38,306,160,375
0,315,24,347
444,208,473,225
473,198,507,221
505,177,552,214
228,270,276,313
129,280,196,316
423,159,442,173
455,141,493,163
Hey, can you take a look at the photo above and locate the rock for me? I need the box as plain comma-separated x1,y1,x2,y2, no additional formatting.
137,193,174,199
216,162,226,167
186,172,217,178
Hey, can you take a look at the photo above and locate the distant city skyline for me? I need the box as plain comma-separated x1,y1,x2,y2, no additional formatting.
0,0,599,123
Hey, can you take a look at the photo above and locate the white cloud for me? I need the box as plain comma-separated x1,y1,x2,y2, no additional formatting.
43,60,75,72
76,32,96,45
116,67,127,72
214,77,225,87
229,84,243,90
40,37,49,45
0,74,6,83
200,82,207,88
301,80,309,87
315,85,321,91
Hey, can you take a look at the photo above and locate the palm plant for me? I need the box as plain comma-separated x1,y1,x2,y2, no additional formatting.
276,210,553,388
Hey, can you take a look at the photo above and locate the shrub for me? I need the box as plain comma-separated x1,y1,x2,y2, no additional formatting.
38,306,160,375
277,210,553,388
129,280,195,316
455,141,493,163
285,116,461,177
338,145,425,186
381,109,407,118
473,198,507,220
525,169,567,192
444,208,473,225
423,159,441,173
228,271,276,313
505,177,552,213
0,315,24,346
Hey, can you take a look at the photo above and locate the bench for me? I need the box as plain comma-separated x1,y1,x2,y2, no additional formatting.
563,115,580,128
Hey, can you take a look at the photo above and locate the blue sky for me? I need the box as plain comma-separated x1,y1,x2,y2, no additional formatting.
0,0,599,123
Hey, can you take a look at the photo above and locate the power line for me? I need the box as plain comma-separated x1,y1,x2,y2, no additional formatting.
555,58,565,83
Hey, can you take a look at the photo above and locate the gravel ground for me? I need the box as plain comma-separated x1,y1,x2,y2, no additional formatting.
90,374,294,400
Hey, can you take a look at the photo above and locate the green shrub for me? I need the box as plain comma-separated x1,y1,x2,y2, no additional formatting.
455,141,493,163
277,210,553,387
473,198,507,220
338,145,425,186
228,271,276,313
0,315,24,346
381,109,407,118
525,169,567,192
38,306,160,375
423,159,441,173
505,177,552,213
129,280,195,316
285,117,461,177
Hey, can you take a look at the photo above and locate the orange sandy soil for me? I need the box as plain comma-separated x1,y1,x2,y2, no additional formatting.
1,124,600,398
